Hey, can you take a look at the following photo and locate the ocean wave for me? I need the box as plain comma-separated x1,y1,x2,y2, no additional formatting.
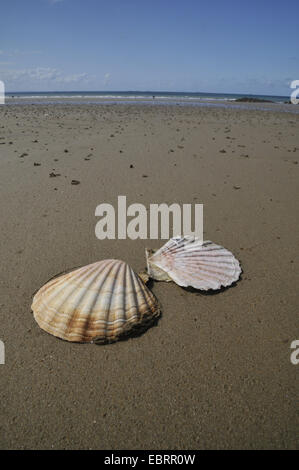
7,94,237,101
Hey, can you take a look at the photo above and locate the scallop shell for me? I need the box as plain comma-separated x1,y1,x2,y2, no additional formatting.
146,236,241,290
32,259,161,344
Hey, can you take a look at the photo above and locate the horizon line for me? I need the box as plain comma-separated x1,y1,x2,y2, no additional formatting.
5,90,290,98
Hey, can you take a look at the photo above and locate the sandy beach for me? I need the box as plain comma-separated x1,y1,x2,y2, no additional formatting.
0,102,298,449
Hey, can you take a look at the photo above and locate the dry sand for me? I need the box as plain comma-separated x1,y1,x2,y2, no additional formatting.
0,103,298,449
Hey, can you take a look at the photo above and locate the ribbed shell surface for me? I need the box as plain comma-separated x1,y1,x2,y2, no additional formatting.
32,259,160,343
147,236,241,290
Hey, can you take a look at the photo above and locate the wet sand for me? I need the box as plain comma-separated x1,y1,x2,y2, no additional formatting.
0,103,298,449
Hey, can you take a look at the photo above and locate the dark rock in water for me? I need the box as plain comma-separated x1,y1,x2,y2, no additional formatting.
235,97,273,103
34,162,41,166
49,172,60,177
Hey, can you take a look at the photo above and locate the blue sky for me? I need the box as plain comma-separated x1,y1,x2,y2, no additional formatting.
0,0,298,95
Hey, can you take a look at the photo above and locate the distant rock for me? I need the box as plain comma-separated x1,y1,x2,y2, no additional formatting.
235,97,273,103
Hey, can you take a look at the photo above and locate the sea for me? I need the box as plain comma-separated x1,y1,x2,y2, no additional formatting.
4,91,298,112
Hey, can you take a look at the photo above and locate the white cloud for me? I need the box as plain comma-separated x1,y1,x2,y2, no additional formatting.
1,67,59,81
0,49,42,57
57,72,90,83
0,67,92,89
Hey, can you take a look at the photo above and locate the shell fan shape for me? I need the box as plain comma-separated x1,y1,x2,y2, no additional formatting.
32,259,161,344
146,236,241,291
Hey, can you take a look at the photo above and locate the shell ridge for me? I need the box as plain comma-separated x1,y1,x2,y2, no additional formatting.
44,260,123,342
34,261,115,339
147,237,241,290
134,273,159,318
42,261,114,334
73,260,121,340
35,262,101,301
124,264,140,324
102,260,126,340
32,263,103,331
153,242,222,259
156,258,238,276
135,275,157,313
172,259,238,268
32,259,161,343
149,238,201,260
33,261,103,314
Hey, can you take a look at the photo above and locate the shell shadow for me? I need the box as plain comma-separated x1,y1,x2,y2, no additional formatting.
93,312,162,346
118,313,162,343
180,271,243,296
94,278,162,345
